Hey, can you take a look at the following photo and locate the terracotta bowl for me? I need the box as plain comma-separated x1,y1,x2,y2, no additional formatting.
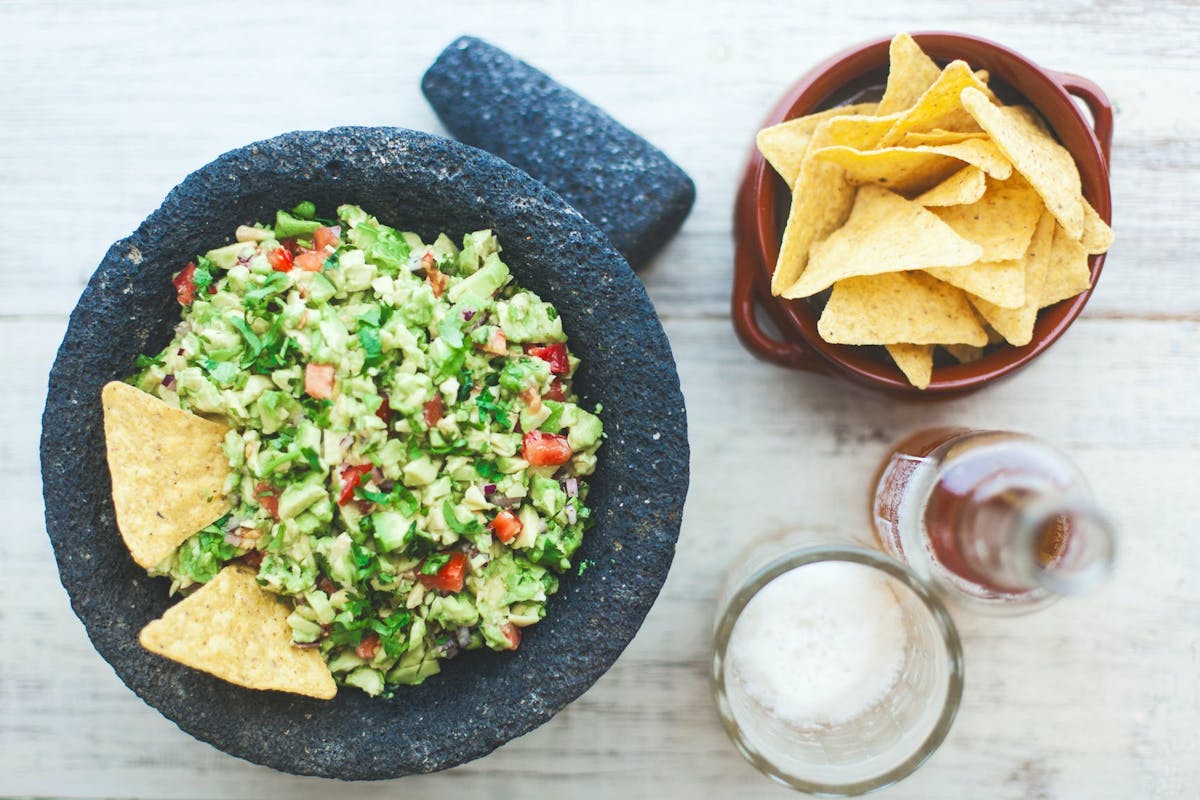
732,32,1113,398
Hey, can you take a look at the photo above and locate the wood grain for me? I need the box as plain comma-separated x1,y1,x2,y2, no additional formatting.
3,1,1198,798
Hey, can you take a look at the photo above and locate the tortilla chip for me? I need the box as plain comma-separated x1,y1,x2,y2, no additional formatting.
771,121,859,295
139,565,337,699
878,33,944,115
944,343,986,363
1040,223,1094,308
1079,197,1114,254
960,89,1085,239
926,259,1026,308
878,61,993,147
886,343,935,389
811,138,1012,196
102,381,233,569
826,112,903,151
782,186,982,298
900,129,988,147
817,271,989,345
930,176,1043,262
915,165,987,206
757,102,878,188
968,211,1057,345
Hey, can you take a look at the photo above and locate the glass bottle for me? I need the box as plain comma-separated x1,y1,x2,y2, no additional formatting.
872,428,1117,612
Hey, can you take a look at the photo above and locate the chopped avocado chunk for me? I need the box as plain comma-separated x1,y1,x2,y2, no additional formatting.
344,666,385,696
428,594,480,628
402,456,439,487
497,292,566,343
568,408,604,450
205,242,250,269
277,481,327,520
274,209,322,239
447,252,510,303
372,511,413,552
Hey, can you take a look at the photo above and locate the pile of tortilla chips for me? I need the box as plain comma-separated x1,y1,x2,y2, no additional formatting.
103,381,336,699
758,33,1113,388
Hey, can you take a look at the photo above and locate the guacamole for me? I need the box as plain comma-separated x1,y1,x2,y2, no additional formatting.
131,203,603,696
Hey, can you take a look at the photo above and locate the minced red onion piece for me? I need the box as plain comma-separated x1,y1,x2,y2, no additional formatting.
369,466,385,484
339,435,354,450
162,374,175,388
237,253,253,265
176,346,186,356
329,225,341,238
565,477,578,497
378,479,395,493
462,308,476,322
483,483,497,496
566,505,577,524
491,494,520,509
294,640,321,649
224,516,242,533
224,529,252,548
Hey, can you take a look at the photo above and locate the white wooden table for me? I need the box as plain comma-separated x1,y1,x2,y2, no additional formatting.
3,2,1198,797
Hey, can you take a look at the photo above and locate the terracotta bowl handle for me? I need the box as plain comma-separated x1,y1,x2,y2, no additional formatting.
732,236,826,372
1048,70,1113,164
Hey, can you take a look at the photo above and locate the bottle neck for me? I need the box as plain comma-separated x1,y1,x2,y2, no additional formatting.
1003,494,1116,595
941,476,1116,596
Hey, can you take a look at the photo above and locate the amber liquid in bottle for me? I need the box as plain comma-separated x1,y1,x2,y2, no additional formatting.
872,428,1116,610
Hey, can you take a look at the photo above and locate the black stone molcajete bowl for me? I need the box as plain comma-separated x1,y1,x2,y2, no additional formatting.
40,127,688,779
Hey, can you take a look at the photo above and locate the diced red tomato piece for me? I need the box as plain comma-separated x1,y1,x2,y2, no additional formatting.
305,363,335,399
279,237,299,254
267,246,294,272
490,510,523,544
375,395,391,424
418,551,467,593
254,482,280,519
518,385,542,413
525,343,569,374
295,249,326,271
544,378,568,402
421,253,447,298
337,463,373,506
423,394,444,427
427,268,447,298
480,328,508,356
172,262,197,305
501,622,522,651
312,226,339,251
356,632,381,660
522,431,572,466
317,576,337,595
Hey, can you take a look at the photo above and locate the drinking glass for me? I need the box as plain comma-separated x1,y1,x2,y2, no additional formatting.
712,534,964,795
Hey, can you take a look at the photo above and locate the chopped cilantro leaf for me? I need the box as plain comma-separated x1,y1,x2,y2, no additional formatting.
300,447,322,472
442,499,483,535
420,553,451,575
